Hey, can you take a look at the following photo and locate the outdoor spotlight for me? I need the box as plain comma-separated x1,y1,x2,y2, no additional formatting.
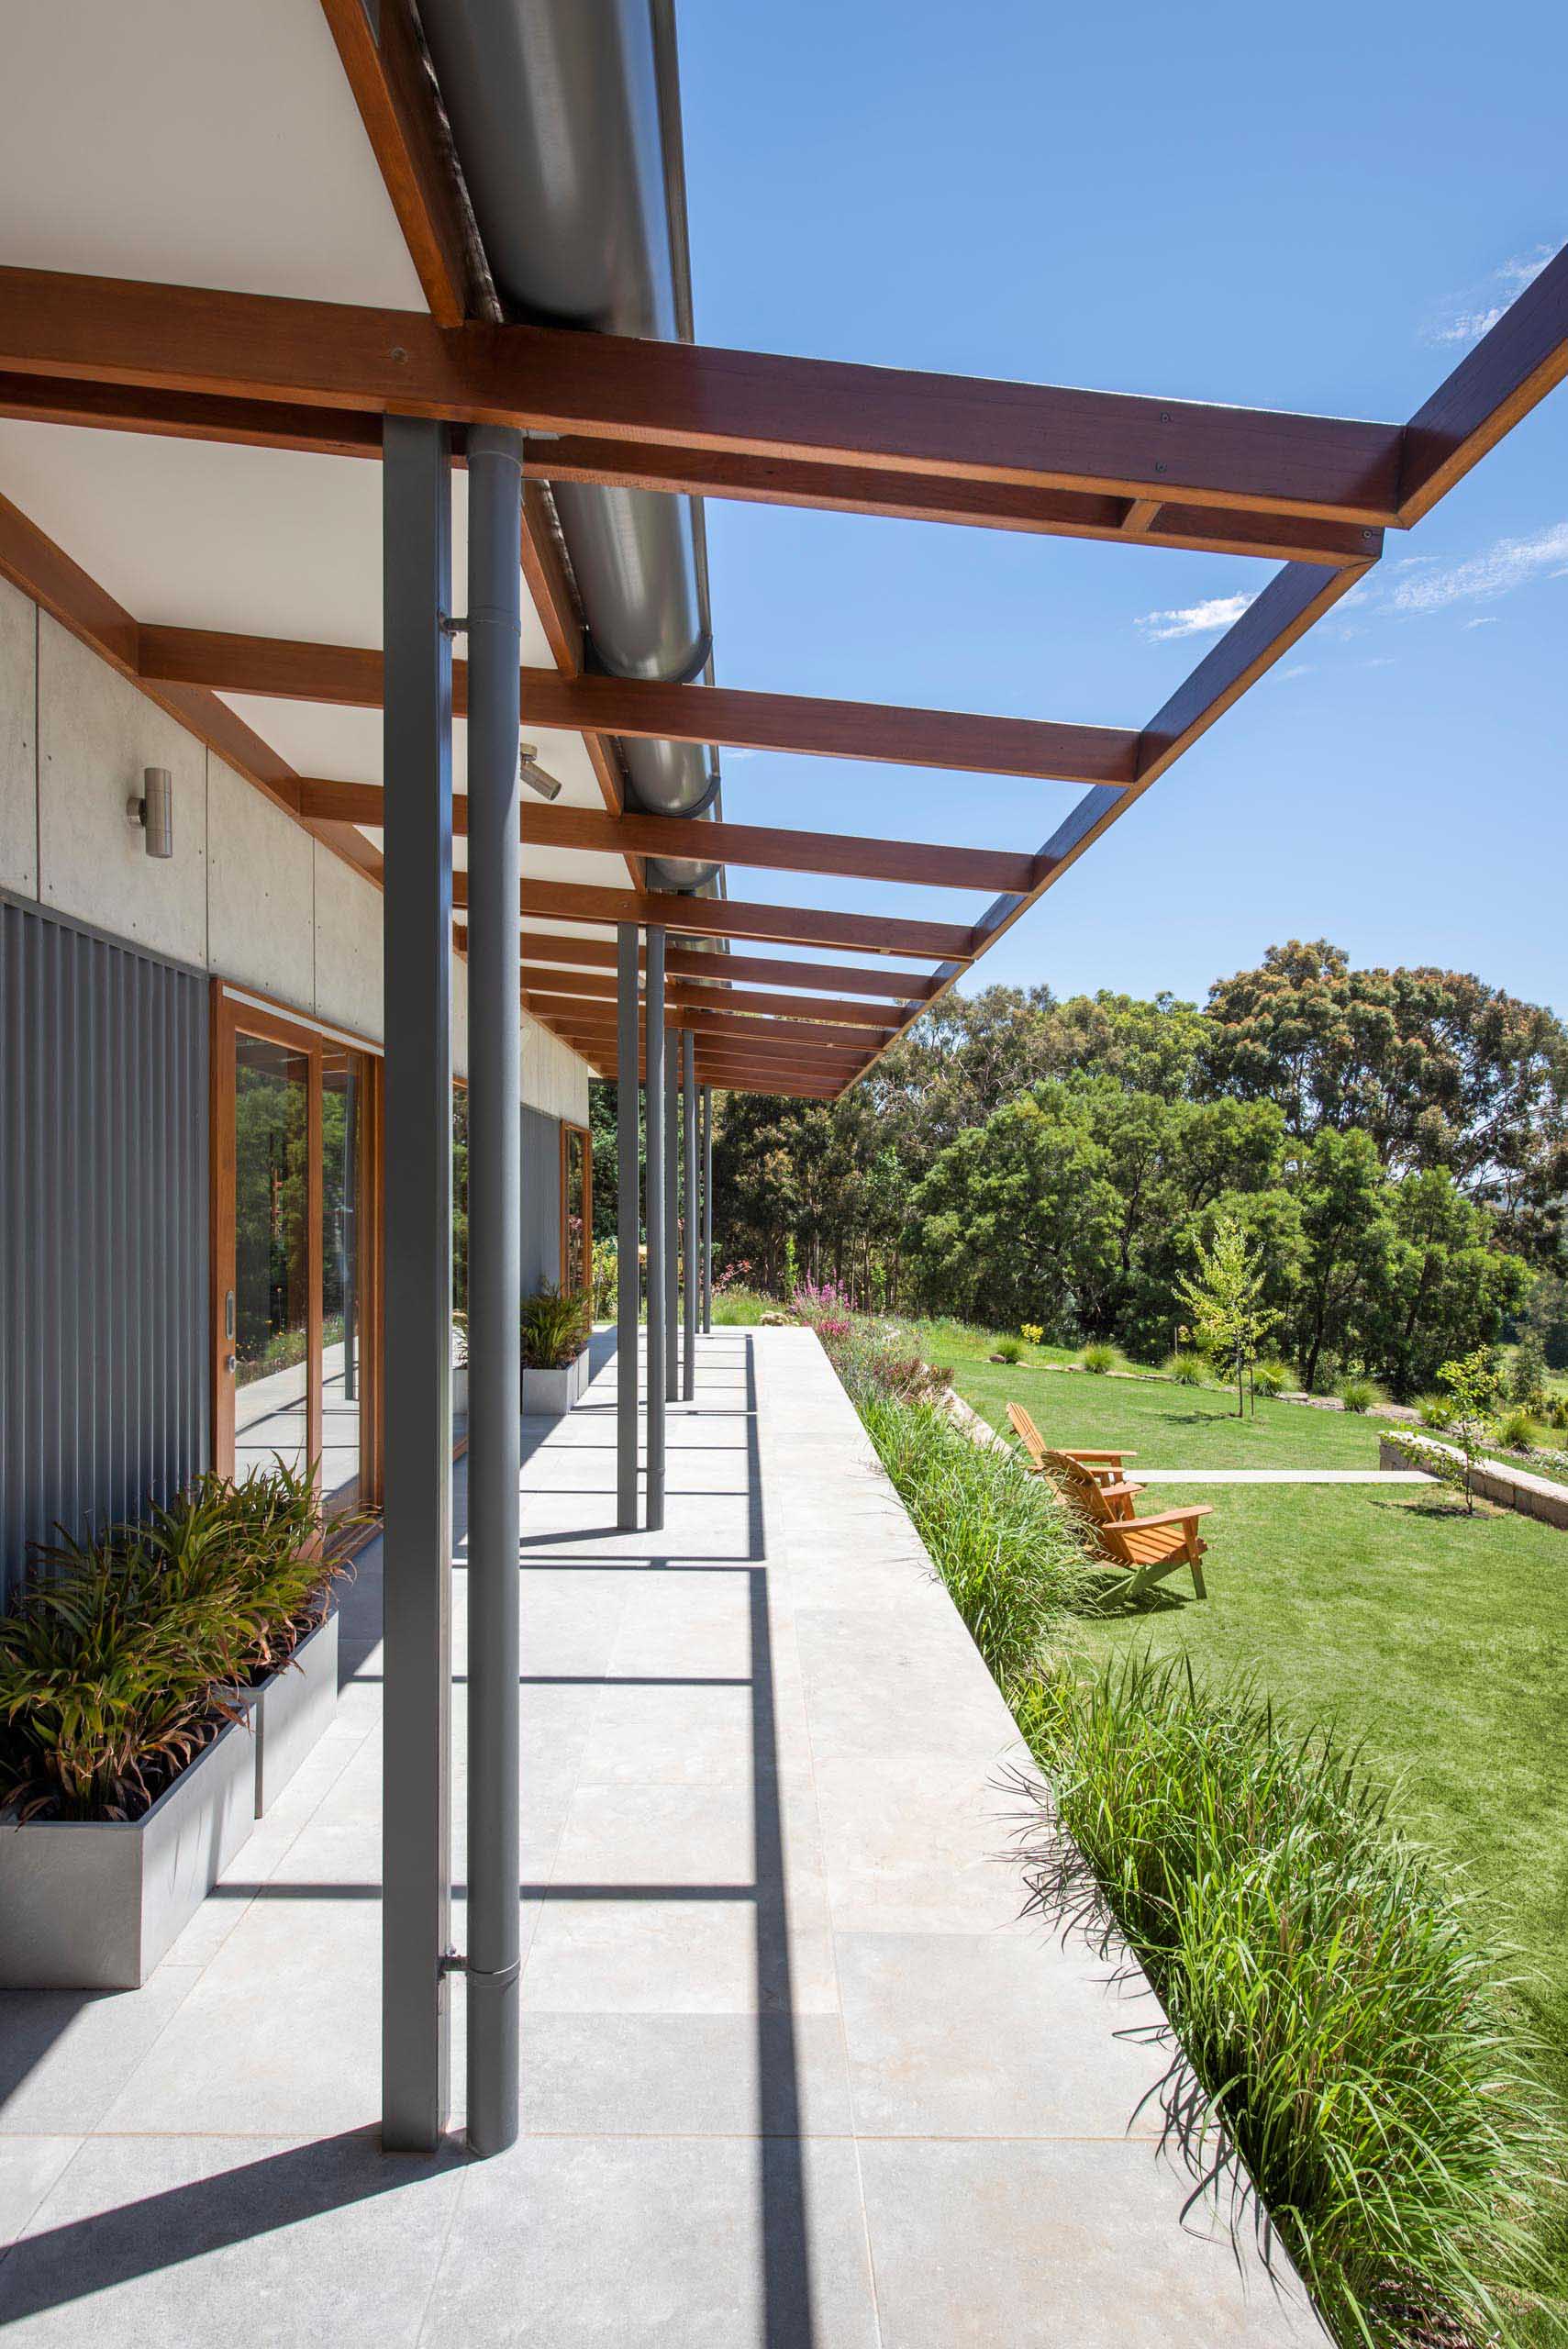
518,742,564,802
127,766,174,858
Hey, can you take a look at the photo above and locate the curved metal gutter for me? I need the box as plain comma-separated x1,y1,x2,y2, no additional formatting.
417,0,720,893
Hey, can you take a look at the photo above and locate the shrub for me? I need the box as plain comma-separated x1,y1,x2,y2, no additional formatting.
1493,1405,1539,1453
1252,1356,1292,1396
0,1461,346,1822
1164,1348,1207,1386
1080,1341,1118,1375
1016,1655,1556,2349
1417,1392,1452,1430
1549,1393,1568,1434
853,1386,1090,1690
520,1281,591,1368
792,1276,853,1334
1338,1374,1382,1414
1019,1323,1044,1347
995,1336,1023,1365
1509,1331,1549,1410
590,1239,617,1319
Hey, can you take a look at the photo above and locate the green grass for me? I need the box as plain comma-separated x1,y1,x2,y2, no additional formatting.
955,1353,1388,1467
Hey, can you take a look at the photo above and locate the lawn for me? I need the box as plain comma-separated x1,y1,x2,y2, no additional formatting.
1062,1476,1568,2323
953,1353,1389,1468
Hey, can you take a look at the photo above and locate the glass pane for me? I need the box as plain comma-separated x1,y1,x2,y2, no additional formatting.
564,1130,587,1293
321,1050,364,1513
234,1036,311,1481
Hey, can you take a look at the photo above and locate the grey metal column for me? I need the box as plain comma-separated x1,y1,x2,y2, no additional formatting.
664,1032,679,1403
616,923,640,1531
644,930,667,1531
682,1031,696,1397
381,417,454,2154
464,425,523,2159
701,1085,713,1335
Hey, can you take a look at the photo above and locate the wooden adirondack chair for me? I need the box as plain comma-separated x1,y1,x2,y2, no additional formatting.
1006,1402,1137,1488
1070,1472,1211,1602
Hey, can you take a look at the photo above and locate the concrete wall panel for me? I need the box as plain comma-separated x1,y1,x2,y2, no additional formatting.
0,577,37,896
207,756,315,1013
312,838,382,1040
38,618,207,964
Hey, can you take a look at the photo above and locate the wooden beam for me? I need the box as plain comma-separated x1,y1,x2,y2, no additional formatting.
317,0,473,327
518,964,904,1029
503,930,936,1000
139,628,1138,787
1122,497,1163,532
298,784,1040,891
0,268,1405,524
535,994,876,1053
0,372,1378,566
1399,240,1568,523
494,877,973,961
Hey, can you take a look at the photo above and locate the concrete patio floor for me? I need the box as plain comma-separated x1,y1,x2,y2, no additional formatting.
0,1327,1323,2345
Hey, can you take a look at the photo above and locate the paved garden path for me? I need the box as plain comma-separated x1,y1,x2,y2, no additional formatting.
1130,1466,1431,1484
0,1327,1323,2346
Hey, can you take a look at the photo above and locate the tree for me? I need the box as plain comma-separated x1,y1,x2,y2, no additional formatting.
1420,1348,1507,1514
1293,1129,1394,1391
1173,1212,1278,1416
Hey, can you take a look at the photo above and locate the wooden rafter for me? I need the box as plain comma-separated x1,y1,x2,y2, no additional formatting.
518,964,906,1029
140,628,1137,787
493,930,939,1000
497,877,973,961
0,266,1405,525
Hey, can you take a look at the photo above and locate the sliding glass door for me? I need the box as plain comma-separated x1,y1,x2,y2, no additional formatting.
213,991,382,1519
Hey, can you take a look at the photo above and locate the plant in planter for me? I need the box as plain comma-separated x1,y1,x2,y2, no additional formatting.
521,1282,593,1415
0,1461,356,1987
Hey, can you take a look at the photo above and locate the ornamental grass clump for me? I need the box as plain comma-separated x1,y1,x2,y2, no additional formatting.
0,1460,347,1822
1016,1655,1558,2349
520,1280,591,1368
851,1384,1091,1691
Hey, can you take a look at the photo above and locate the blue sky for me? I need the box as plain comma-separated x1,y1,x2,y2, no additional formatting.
675,0,1566,1016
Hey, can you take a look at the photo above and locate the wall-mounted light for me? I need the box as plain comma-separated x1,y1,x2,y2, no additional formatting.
127,766,174,857
518,742,563,803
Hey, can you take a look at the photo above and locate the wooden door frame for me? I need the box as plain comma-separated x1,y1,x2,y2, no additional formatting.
560,1119,593,1296
210,984,384,1511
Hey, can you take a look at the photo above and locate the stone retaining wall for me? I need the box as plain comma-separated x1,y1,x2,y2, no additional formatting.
1379,1437,1568,1531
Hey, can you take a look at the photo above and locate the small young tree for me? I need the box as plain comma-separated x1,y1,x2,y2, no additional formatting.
1390,1346,1507,1514
1174,1212,1278,1418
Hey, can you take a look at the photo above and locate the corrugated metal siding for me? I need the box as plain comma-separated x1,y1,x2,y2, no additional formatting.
1,899,208,1603
521,1106,562,1299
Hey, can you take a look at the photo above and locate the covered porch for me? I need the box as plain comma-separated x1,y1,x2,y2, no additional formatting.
0,1327,1315,2344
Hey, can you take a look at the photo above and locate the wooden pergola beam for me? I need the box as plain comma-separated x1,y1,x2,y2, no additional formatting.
142,629,1138,787
0,370,1379,567
0,267,1405,524
498,929,938,1000
519,963,905,1029
493,877,974,961
295,784,1040,892
530,993,877,1052
1399,242,1568,523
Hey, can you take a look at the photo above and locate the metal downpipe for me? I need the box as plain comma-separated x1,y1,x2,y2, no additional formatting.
682,1031,696,1398
663,1034,678,1403
644,932,667,1531
616,924,641,1531
464,425,524,2158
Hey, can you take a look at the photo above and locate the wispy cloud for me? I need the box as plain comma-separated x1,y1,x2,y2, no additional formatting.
1277,662,1314,680
1382,521,1568,614
1424,245,1557,346
1136,591,1254,643
1464,616,1500,629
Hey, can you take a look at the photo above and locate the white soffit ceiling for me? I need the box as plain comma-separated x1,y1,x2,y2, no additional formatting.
0,0,426,308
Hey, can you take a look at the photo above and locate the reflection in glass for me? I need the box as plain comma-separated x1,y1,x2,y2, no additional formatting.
321,1050,364,1512
234,1037,310,1479
563,1127,588,1294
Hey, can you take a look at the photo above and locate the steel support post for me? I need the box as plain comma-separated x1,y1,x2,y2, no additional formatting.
664,1030,679,1402
644,930,667,1531
381,418,454,2153
682,1030,696,1397
463,425,523,2158
701,1085,713,1335
616,923,641,1531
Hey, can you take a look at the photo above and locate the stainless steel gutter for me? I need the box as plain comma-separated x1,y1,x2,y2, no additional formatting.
417,0,721,892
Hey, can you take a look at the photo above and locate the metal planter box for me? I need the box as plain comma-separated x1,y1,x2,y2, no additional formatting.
252,1609,339,1816
522,1348,589,1417
0,1718,257,1990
